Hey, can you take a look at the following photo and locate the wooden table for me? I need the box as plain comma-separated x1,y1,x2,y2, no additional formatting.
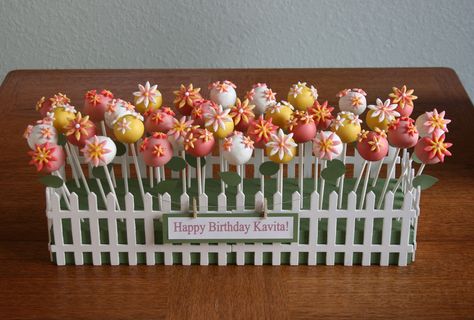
0,68,473,319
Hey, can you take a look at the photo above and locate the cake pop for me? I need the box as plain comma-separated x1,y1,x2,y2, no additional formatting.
366,98,400,131
133,81,162,114
51,104,77,133
168,116,195,151
245,83,277,115
229,98,255,132
83,89,114,122
387,117,419,149
222,132,254,166
28,142,65,173
308,100,334,130
337,88,367,115
331,111,362,143
191,99,218,127
264,101,293,130
247,115,278,149
288,111,317,143
64,112,96,147
209,80,237,108
184,127,215,158
204,104,234,139
414,133,452,165
389,85,417,117
104,99,136,128
36,93,71,117
140,132,174,167
26,122,58,150
357,130,389,162
266,129,297,164
145,107,176,134
415,109,451,138
288,82,318,111
113,113,145,144
173,83,202,116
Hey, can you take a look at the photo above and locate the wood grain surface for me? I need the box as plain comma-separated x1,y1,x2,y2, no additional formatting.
0,68,473,319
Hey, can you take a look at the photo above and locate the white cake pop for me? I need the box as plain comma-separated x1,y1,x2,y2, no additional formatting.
26,122,58,149
337,88,367,115
222,132,254,165
245,83,276,115
312,131,343,160
81,135,117,167
104,99,136,128
209,80,237,108
415,109,451,138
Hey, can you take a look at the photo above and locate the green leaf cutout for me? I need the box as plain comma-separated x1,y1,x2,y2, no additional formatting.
412,153,422,164
39,175,64,188
219,171,242,187
259,161,280,176
165,156,187,171
321,159,346,182
154,180,178,195
91,164,113,179
186,155,206,168
114,140,127,156
57,134,67,146
412,174,439,190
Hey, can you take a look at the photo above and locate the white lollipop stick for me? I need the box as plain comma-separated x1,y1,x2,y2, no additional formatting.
197,157,202,195
95,177,107,207
313,156,319,192
416,163,425,176
201,163,206,194
180,150,187,195
155,167,159,184
371,160,384,187
219,140,225,194
123,145,129,194
260,149,265,195
130,143,145,203
279,163,284,195
236,164,242,193
64,144,80,188
337,143,347,208
358,161,372,209
149,166,154,188
161,166,166,181
100,120,117,188
67,144,91,194
319,160,327,210
353,160,367,193
377,148,400,209
104,165,121,210
298,144,304,206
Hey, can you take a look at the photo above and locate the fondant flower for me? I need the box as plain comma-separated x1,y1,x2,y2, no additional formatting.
64,112,93,141
168,116,195,141
35,97,46,111
309,100,334,122
229,98,255,125
50,93,70,108
133,81,161,107
423,109,451,135
173,83,201,109
288,110,314,131
115,117,131,134
152,144,165,157
267,101,294,114
265,88,277,101
223,137,233,151
368,98,400,122
85,90,101,106
28,142,58,172
313,132,341,160
250,116,277,143
242,136,254,149
204,105,232,132
289,82,306,98
266,129,297,160
100,89,114,98
389,85,417,109
310,85,318,100
23,125,33,139
81,136,112,167
424,134,452,162
209,80,236,93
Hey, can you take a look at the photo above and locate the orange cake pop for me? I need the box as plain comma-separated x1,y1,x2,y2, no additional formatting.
64,112,97,147
28,142,65,173
308,100,334,130
229,98,255,132
247,115,278,149
140,132,174,167
173,83,202,116
389,85,417,117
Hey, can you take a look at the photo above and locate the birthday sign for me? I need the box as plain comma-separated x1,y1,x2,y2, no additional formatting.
162,213,298,243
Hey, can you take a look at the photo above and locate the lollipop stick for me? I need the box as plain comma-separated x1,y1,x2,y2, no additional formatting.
416,163,425,176
353,160,367,193
319,160,327,210
161,166,166,181
219,140,225,194
358,161,372,209
197,157,202,195
260,149,265,195
376,148,400,209
104,165,121,210
371,159,384,187
180,150,187,194
279,163,284,195
123,145,129,194
155,167,159,184
130,143,145,202
314,157,319,193
149,166,154,188
64,144,80,188
100,120,117,188
67,144,91,194
201,162,206,194
236,164,242,193
95,177,107,207
337,143,347,208
59,187,71,210
298,144,304,206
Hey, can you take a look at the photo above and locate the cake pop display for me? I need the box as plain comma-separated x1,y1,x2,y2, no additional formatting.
247,115,278,149
229,98,255,132
209,80,237,108
82,135,120,209
337,88,367,115
264,101,294,130
389,85,417,117
26,122,58,150
366,98,400,131
173,83,202,116
51,104,77,133
287,82,318,111
415,108,451,138
204,104,234,139
133,81,162,114
191,99,218,127
83,89,114,123
355,130,389,209
183,128,215,195
140,132,174,188
331,111,362,207
266,129,297,196
145,107,176,134
312,131,343,209
36,93,71,117
245,83,277,115
113,113,146,202
308,100,334,130
289,111,317,204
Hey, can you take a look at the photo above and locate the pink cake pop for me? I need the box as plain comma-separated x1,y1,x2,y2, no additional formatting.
229,98,255,132
308,100,334,130
357,130,389,162
173,83,202,116
414,133,452,165
83,89,114,122
387,117,419,149
415,108,451,138
35,93,71,117
28,142,65,173
145,107,176,134
247,115,278,149
140,132,174,167
222,131,254,165
288,110,317,143
64,112,97,147
191,99,218,127
389,85,417,117
183,127,215,157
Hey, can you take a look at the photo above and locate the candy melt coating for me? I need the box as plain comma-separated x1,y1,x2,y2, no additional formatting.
312,131,343,160
288,83,317,111
184,128,215,157
264,102,293,129
247,84,276,115
133,82,162,114
222,133,254,165
332,112,361,143
53,107,76,133
338,91,367,115
209,81,237,108
387,118,418,148
113,115,144,144
27,123,58,149
28,142,65,173
82,135,117,166
145,108,175,134
357,131,389,161
265,129,297,164
140,134,174,167
84,91,113,122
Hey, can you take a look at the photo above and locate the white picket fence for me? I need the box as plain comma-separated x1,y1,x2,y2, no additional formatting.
47,145,420,266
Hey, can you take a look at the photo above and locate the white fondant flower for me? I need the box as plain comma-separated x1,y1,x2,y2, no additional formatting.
116,117,131,134
266,129,297,160
368,98,400,122
289,82,305,98
204,105,232,132
133,81,161,107
310,85,318,100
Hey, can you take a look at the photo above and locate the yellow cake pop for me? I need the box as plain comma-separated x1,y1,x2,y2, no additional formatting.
204,105,234,139
366,98,400,131
265,101,293,130
51,105,77,133
113,113,145,144
331,111,362,143
287,82,318,111
133,81,162,114
265,129,297,164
